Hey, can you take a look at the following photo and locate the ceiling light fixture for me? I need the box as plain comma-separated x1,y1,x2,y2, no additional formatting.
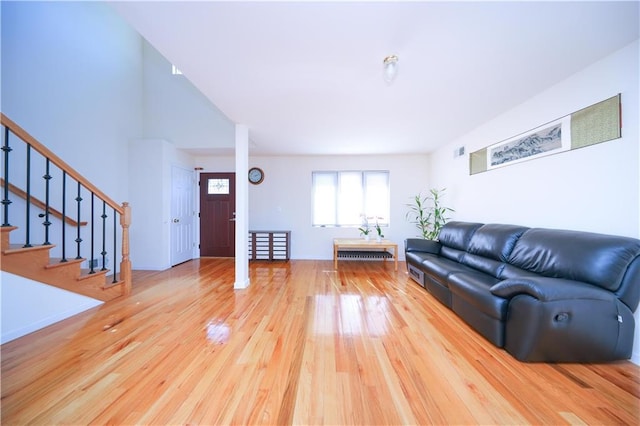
383,55,399,84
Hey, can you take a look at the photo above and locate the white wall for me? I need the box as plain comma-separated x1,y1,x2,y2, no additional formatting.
129,139,167,269
428,40,640,364
0,272,103,344
195,154,431,260
142,41,235,151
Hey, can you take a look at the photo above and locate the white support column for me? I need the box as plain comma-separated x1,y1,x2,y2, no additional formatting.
234,124,250,289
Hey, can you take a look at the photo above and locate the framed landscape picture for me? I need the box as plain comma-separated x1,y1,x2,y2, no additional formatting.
487,116,571,170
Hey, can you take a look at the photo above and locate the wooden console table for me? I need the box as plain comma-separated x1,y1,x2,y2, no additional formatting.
333,238,398,271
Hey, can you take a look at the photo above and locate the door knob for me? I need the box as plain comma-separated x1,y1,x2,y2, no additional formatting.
173,218,179,223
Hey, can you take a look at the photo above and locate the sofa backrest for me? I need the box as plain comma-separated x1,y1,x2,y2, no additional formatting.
438,221,483,262
508,228,640,308
461,224,529,277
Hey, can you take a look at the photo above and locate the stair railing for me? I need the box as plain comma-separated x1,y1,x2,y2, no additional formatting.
1,113,131,295
0,178,87,228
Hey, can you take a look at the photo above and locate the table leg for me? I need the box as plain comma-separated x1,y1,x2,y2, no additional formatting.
394,246,398,271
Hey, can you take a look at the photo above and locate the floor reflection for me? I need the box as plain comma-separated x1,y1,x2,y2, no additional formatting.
313,294,390,337
205,320,231,345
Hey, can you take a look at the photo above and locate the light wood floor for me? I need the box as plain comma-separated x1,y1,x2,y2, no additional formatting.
1,258,639,425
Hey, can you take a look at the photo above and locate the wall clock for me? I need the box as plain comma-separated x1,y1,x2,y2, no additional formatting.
248,167,264,185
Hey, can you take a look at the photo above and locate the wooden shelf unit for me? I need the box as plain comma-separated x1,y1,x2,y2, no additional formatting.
248,230,291,261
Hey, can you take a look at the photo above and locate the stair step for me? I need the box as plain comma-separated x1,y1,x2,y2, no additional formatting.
45,257,84,269
1,244,54,274
3,243,56,255
78,268,109,281
76,270,124,301
104,278,125,290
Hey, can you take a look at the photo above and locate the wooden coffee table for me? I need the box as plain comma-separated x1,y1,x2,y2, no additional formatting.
333,238,398,271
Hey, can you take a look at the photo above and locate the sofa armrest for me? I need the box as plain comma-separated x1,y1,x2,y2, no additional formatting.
404,238,441,254
490,277,615,302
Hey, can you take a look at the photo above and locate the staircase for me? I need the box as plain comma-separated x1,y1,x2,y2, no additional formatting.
0,113,131,302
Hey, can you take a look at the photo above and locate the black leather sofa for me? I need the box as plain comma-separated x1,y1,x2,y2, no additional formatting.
405,221,640,362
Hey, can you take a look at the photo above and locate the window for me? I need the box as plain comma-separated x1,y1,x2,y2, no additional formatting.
312,171,389,227
207,178,229,194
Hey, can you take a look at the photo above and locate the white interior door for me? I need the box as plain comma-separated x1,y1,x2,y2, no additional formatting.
170,165,195,266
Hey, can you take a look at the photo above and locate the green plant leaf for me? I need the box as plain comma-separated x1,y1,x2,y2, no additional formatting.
404,188,453,240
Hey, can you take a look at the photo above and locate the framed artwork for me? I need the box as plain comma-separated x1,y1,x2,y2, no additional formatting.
487,117,570,170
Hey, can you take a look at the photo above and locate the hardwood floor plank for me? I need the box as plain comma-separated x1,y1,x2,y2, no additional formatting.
275,298,309,425
2,258,638,425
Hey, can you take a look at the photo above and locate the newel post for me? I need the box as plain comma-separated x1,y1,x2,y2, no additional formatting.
120,202,132,295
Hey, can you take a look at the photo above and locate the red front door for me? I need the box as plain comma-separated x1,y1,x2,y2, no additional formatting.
199,172,235,257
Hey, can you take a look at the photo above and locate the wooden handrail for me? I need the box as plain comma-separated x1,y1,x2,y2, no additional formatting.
0,178,87,227
1,113,123,215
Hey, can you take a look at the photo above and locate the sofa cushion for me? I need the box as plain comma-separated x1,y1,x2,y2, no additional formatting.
508,228,640,292
437,221,483,251
460,253,504,278
456,224,527,277
421,256,476,284
440,246,467,263
448,271,506,320
466,224,529,261
405,250,436,267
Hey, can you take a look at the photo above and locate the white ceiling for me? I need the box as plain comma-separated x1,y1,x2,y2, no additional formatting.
110,1,639,156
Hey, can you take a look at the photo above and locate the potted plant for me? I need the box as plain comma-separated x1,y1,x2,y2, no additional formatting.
358,214,372,240
374,218,384,242
405,188,454,240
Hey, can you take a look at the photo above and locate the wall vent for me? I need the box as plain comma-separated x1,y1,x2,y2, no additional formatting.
85,258,108,269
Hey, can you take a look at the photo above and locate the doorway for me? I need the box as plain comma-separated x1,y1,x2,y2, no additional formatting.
199,172,236,257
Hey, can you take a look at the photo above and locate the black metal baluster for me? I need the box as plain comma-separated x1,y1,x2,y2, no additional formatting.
89,193,95,274
60,172,67,262
101,201,107,271
23,144,32,248
112,207,118,283
75,182,82,259
1,126,12,227
42,159,52,245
